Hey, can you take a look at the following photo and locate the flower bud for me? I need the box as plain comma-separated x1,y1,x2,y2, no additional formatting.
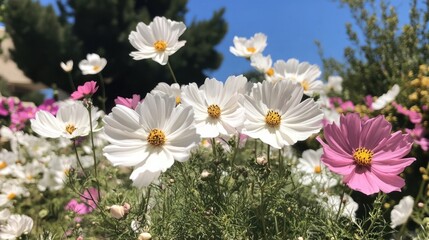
123,203,131,213
200,170,211,179
138,232,152,240
109,205,125,219
256,156,267,165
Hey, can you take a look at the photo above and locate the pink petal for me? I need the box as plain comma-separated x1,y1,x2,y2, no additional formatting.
343,167,380,195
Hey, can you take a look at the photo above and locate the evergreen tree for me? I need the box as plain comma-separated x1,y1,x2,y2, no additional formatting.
4,0,227,109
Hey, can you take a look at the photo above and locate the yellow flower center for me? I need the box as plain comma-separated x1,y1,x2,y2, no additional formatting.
154,40,167,52
0,161,7,170
265,110,281,127
175,96,181,105
93,65,101,72
301,80,310,91
7,193,16,200
314,165,322,174
207,104,221,119
26,175,33,180
64,168,70,176
147,129,166,147
266,68,274,76
247,47,256,53
353,147,373,166
65,124,77,135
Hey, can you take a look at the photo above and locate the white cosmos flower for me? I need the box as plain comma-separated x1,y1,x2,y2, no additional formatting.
103,93,200,188
181,75,247,138
0,214,33,239
129,16,186,65
372,84,400,110
242,80,323,149
325,76,343,93
391,196,414,228
272,58,323,96
325,194,358,221
250,53,276,81
78,53,107,75
151,82,182,105
60,60,73,72
230,33,267,58
0,180,28,208
296,148,338,188
30,101,99,139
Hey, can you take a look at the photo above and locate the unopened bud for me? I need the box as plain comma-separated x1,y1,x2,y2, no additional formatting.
76,236,84,240
138,232,152,240
423,174,429,181
109,205,125,219
256,156,267,165
418,202,424,208
123,203,131,213
200,170,211,179
420,167,427,174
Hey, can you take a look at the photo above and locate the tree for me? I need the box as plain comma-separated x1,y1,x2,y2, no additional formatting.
4,0,227,109
319,0,429,102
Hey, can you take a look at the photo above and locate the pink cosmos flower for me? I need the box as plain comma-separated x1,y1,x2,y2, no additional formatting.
114,94,142,110
406,124,429,151
317,113,415,195
71,81,99,100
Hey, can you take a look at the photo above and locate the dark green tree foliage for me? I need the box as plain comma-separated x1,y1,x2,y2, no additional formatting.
320,0,429,102
4,0,226,109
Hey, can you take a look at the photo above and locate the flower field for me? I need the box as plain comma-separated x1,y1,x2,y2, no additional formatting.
1,14,429,240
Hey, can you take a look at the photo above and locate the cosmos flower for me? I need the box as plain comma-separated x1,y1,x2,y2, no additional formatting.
78,53,107,75
390,196,414,228
30,101,99,139
60,60,73,72
296,148,338,188
103,93,200,187
317,113,416,195
71,81,99,100
325,76,343,93
114,94,142,110
325,194,358,221
372,84,400,110
272,58,324,96
242,80,323,149
0,214,33,239
181,76,247,138
230,33,267,58
151,82,182,105
250,53,276,81
129,16,186,65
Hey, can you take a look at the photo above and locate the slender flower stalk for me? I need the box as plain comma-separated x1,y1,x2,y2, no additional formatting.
98,73,107,113
167,61,178,84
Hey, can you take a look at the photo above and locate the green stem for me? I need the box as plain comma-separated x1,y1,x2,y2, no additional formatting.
260,182,267,239
87,106,98,178
336,187,346,220
68,72,76,91
211,138,217,159
167,61,179,84
98,73,106,113
231,133,240,166
72,140,88,179
267,144,271,169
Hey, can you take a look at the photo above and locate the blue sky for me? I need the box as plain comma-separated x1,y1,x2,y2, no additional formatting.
39,0,411,81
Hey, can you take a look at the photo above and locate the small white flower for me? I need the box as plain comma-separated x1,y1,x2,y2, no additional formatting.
30,101,99,139
372,84,400,110
230,33,267,58
250,53,275,80
325,194,358,221
296,148,338,188
391,196,414,228
181,76,247,138
78,53,107,75
129,16,186,65
242,80,323,149
60,60,73,72
325,76,343,93
0,214,33,239
103,93,201,188
151,82,182,105
272,58,324,96
0,180,28,208
0,208,10,222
